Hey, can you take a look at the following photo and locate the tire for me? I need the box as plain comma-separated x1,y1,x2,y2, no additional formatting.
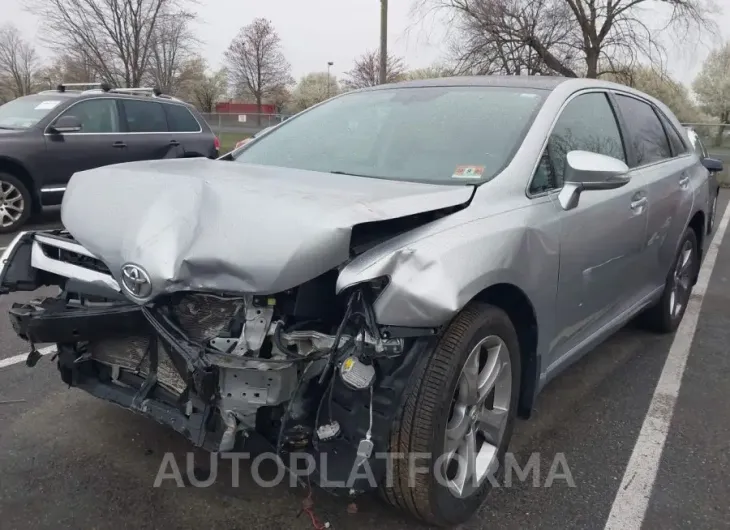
641,227,698,333
0,172,31,234
381,302,521,527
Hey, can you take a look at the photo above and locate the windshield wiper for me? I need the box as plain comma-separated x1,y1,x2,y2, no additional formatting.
330,170,376,178
0,126,20,130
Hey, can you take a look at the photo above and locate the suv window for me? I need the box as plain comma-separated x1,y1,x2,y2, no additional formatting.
531,92,625,194
57,99,120,133
614,95,671,167
164,104,200,132
122,100,168,133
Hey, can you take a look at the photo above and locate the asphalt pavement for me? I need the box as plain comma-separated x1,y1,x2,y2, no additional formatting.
0,196,729,530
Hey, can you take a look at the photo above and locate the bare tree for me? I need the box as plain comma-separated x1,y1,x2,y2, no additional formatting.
178,58,228,112
27,0,195,88
0,24,38,98
147,10,198,93
415,0,715,79
37,52,98,90
343,49,407,89
225,18,293,123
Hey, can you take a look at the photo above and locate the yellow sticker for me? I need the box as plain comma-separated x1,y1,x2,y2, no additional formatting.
343,358,355,371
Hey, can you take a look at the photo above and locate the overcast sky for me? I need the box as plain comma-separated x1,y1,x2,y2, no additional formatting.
6,0,729,87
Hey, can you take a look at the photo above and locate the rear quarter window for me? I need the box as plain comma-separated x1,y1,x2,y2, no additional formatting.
164,104,201,132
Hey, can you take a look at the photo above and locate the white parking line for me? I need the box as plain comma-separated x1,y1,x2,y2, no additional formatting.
605,201,730,530
0,345,57,370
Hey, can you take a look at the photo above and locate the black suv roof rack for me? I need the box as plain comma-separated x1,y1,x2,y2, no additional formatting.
39,82,183,102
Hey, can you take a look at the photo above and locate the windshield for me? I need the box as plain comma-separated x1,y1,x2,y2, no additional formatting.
233,86,546,184
0,96,66,130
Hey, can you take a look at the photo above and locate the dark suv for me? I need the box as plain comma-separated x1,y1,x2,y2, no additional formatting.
0,83,219,232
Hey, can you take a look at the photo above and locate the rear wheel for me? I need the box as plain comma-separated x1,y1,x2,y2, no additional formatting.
641,227,698,333
381,302,521,527
0,173,31,234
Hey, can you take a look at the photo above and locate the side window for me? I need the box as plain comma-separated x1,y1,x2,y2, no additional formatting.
531,92,625,194
614,95,671,167
56,99,119,133
122,100,168,133
688,131,707,159
658,112,688,157
164,104,201,132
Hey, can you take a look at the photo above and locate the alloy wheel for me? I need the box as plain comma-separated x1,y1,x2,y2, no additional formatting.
669,239,694,318
443,335,512,498
0,180,25,228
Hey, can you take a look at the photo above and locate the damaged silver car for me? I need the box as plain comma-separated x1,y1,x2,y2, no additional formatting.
0,76,710,527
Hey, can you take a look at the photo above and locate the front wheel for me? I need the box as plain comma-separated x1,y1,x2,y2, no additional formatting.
381,302,521,527
641,227,698,333
0,173,31,234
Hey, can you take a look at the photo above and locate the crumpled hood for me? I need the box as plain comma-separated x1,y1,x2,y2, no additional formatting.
61,158,473,300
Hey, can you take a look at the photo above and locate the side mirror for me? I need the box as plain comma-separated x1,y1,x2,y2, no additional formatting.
50,115,82,134
558,150,630,211
702,157,723,173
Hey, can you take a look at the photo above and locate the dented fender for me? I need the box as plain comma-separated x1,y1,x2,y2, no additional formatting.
337,197,562,358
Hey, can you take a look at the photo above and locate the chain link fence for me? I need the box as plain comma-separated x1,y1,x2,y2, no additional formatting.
200,112,292,153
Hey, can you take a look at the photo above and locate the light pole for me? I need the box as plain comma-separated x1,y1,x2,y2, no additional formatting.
379,0,388,85
327,61,334,98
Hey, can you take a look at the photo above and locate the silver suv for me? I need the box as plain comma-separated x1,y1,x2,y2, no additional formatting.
0,76,711,527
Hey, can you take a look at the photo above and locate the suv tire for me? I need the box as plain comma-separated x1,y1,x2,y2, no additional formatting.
381,302,521,527
641,227,698,333
0,172,31,234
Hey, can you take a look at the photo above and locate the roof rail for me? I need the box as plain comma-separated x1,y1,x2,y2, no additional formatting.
56,82,111,93
110,87,162,96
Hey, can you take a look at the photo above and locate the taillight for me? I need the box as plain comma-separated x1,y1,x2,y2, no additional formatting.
214,136,220,150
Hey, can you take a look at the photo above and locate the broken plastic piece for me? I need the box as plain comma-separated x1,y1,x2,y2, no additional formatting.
316,420,341,441
25,347,41,367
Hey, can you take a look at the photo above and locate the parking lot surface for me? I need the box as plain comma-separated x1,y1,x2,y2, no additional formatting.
1,195,729,530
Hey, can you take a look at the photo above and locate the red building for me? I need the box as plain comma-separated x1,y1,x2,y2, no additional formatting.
215,102,277,114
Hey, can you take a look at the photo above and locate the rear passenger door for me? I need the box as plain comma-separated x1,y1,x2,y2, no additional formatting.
612,94,695,289
119,98,184,161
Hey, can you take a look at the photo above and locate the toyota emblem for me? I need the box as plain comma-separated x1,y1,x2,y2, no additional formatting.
121,263,152,299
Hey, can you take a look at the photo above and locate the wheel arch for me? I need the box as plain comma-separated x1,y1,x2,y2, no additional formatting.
0,156,40,213
472,282,539,419
688,209,705,281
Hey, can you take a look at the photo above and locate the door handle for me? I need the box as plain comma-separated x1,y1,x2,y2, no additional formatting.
112,141,127,148
679,174,690,189
169,140,180,147
630,197,648,210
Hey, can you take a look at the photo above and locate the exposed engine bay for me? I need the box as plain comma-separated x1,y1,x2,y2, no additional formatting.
1,229,443,494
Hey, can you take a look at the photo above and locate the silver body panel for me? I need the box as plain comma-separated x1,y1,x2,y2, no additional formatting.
39,77,707,396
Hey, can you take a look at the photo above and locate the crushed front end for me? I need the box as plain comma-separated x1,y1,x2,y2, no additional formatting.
0,230,438,493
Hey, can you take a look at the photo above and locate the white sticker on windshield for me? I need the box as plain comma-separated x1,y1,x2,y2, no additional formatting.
452,165,485,179
34,100,61,110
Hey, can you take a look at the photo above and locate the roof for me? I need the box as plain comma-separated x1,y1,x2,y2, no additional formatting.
371,75,570,91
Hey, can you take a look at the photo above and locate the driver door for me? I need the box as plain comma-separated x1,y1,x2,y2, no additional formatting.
43,98,128,188
544,91,649,370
